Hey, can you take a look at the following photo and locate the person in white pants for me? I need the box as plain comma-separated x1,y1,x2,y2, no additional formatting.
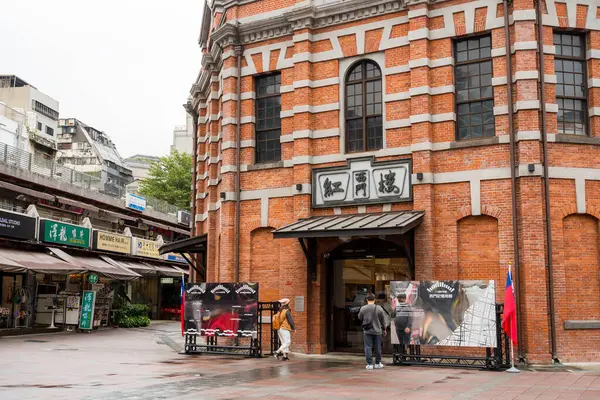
275,298,296,361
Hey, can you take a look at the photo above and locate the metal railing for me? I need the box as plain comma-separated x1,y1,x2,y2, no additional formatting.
0,142,187,218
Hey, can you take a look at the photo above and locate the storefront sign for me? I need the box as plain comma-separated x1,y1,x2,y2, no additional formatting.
126,193,146,212
312,157,412,208
161,277,174,284
40,219,90,248
93,230,132,254
78,290,96,330
88,273,99,284
163,253,187,263
389,280,496,348
131,237,160,259
0,209,36,240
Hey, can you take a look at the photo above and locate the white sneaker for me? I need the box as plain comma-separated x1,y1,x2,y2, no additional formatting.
365,364,374,370
374,363,384,369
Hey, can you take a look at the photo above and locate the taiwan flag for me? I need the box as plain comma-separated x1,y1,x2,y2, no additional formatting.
502,265,518,345
180,273,185,337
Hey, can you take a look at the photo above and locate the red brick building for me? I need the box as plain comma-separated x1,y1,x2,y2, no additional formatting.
186,0,600,363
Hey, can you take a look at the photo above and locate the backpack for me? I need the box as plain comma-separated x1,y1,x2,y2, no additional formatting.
272,309,286,330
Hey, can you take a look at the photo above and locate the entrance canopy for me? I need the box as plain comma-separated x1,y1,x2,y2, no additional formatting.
158,234,207,278
158,234,207,255
272,211,424,239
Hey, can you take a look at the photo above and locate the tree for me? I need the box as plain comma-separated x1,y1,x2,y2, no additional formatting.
139,150,192,209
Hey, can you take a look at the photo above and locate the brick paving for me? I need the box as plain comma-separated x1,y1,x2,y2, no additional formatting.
0,322,598,399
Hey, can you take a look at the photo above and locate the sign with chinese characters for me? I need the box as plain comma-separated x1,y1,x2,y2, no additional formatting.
93,230,131,255
40,219,91,248
312,157,412,208
161,277,174,284
0,209,36,240
78,290,96,330
131,237,161,259
126,193,146,212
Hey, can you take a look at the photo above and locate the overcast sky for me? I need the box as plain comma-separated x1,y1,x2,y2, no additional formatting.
0,0,203,158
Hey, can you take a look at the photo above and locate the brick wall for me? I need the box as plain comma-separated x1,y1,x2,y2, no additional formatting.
190,0,600,363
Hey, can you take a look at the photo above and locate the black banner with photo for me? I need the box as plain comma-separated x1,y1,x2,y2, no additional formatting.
184,282,258,338
389,280,496,348
0,210,36,240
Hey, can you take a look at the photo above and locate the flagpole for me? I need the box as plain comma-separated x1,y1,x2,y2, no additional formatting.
506,263,520,373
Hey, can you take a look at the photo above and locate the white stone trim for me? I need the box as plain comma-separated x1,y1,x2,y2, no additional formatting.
545,75,557,84
385,119,411,129
589,107,600,117
588,79,600,88
512,41,538,52
280,110,294,118
409,57,453,69
385,65,410,75
511,9,536,22
491,48,506,58
493,106,509,116
517,131,541,141
293,103,340,114
384,91,410,102
513,71,539,82
221,140,255,150
280,85,294,93
588,50,600,60
470,179,481,216
515,100,540,111
293,77,340,89
545,103,559,113
492,77,508,86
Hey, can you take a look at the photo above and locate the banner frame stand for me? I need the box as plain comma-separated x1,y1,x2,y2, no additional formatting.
392,303,510,370
183,301,280,358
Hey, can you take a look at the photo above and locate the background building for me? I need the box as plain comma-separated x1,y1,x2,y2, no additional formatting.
0,75,59,156
171,113,193,154
124,154,159,194
188,0,600,364
56,118,133,197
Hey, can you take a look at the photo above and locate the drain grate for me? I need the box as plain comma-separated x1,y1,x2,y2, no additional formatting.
23,339,49,343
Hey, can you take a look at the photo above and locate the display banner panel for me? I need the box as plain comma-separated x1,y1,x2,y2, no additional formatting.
389,280,496,348
183,282,258,338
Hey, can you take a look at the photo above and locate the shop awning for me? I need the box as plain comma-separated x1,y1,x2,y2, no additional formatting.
158,234,207,255
48,248,140,280
272,211,425,239
0,181,55,201
0,248,86,274
56,196,100,213
140,218,190,235
101,256,157,277
148,263,188,277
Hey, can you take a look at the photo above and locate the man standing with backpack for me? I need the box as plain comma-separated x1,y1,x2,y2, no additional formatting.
358,293,387,370
273,298,296,361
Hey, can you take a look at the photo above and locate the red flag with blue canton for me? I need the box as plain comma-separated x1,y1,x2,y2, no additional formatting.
502,266,518,345
180,273,185,337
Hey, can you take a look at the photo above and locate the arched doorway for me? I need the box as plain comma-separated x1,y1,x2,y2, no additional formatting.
326,237,413,354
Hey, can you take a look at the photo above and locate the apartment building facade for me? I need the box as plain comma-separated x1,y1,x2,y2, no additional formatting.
189,0,600,363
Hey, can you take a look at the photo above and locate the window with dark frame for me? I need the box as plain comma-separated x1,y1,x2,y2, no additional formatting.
345,60,383,153
255,73,281,164
554,32,587,135
455,35,494,140
45,126,54,136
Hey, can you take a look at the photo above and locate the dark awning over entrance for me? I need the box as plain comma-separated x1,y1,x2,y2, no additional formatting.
158,234,207,255
272,211,424,239
158,234,207,278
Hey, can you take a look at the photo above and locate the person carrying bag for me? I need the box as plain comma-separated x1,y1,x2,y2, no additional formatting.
358,293,387,370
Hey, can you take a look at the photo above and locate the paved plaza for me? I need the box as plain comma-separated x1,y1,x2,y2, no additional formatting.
0,322,598,400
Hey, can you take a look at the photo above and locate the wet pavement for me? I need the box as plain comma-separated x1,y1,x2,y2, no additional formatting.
0,322,599,399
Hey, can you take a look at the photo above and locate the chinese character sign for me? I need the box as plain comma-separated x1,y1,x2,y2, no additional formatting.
313,158,411,208
78,290,96,330
40,220,91,248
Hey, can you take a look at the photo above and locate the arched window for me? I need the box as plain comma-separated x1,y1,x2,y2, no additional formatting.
345,60,383,153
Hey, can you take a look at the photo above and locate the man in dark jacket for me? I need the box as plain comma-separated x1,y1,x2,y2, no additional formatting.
394,293,413,344
358,293,387,370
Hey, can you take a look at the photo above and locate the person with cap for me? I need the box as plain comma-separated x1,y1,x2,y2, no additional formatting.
274,298,296,361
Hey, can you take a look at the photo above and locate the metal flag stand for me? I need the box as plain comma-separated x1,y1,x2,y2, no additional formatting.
507,340,520,373
506,263,520,373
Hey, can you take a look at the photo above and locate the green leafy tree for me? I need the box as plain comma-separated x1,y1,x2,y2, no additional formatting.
139,150,192,209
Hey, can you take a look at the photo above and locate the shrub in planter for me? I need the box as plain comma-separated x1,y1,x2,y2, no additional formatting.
114,304,151,328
